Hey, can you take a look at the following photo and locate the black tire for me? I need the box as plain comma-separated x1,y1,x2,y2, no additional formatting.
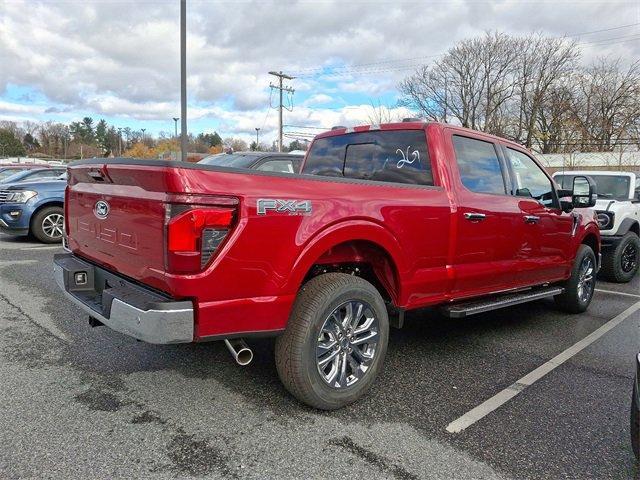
275,273,389,410
600,232,640,283
554,244,597,313
30,206,64,243
631,378,640,460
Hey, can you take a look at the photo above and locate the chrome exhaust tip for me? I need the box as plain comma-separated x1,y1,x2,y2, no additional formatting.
224,338,253,366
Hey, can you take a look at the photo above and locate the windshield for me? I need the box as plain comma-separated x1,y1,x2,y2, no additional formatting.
555,174,631,200
198,153,258,169
0,168,22,180
0,170,32,184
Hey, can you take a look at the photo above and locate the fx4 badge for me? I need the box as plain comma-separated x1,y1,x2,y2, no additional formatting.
257,199,312,216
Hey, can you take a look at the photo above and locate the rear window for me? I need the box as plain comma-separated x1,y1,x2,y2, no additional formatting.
303,130,433,185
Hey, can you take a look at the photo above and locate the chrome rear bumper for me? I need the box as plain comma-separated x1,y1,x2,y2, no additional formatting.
53,253,194,344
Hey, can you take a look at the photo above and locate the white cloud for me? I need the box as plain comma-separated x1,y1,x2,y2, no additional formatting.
0,0,638,142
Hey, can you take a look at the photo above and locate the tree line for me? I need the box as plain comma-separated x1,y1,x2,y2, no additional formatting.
0,116,308,160
399,31,640,154
0,117,259,159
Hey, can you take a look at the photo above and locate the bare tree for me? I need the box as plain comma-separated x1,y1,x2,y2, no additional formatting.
399,32,579,150
571,59,640,152
366,99,401,125
511,34,579,148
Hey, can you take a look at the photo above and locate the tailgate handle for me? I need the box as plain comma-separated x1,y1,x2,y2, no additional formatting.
88,171,105,182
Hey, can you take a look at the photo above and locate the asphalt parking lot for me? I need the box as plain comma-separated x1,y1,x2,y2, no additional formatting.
1,234,639,479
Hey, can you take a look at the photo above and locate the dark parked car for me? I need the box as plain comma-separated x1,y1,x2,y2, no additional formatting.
198,152,303,173
0,163,53,181
0,173,66,243
0,167,66,184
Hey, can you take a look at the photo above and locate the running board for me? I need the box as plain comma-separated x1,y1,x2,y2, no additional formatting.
442,287,564,318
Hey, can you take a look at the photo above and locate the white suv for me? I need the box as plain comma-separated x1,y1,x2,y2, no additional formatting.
554,171,640,283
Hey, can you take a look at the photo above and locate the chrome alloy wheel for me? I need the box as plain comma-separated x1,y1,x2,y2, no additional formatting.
577,255,595,303
42,213,64,239
621,242,638,273
316,300,379,389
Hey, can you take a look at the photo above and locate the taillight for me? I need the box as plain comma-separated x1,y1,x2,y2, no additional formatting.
165,205,235,273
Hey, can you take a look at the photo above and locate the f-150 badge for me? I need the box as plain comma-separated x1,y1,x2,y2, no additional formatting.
257,199,312,216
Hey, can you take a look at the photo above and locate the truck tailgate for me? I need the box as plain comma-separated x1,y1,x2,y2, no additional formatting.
67,163,170,287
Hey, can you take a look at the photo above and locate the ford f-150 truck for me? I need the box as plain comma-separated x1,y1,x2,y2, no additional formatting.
54,122,600,409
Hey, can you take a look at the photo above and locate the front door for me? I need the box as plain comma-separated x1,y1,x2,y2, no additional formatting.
502,146,574,284
447,132,529,297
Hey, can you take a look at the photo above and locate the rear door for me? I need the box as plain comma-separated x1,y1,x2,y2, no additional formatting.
446,131,529,296
502,146,573,282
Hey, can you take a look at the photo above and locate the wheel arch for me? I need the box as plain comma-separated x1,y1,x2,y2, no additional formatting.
580,232,599,258
287,221,406,307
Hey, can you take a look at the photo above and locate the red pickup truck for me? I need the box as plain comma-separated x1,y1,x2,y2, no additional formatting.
54,121,600,409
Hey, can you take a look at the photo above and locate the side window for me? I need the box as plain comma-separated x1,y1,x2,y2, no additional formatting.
256,160,294,173
506,148,555,207
302,136,344,177
304,130,433,185
452,135,506,194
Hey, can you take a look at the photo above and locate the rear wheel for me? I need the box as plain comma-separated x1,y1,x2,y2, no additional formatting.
554,244,596,313
275,273,389,410
31,206,64,243
601,232,640,283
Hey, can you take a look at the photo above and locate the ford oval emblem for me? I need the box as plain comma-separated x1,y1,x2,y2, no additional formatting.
94,200,110,219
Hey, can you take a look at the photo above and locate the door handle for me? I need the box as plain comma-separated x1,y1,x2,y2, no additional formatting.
524,215,540,224
464,212,486,222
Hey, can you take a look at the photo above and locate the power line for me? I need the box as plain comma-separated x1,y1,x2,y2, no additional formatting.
290,22,640,79
577,32,640,46
567,22,640,37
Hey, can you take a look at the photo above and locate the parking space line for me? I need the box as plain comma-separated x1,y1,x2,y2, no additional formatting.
595,288,640,299
446,300,640,434
18,246,62,251
0,260,39,266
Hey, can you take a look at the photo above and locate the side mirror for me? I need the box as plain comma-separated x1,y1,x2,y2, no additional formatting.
571,176,597,208
557,176,597,212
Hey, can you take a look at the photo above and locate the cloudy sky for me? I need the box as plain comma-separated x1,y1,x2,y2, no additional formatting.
1,0,639,144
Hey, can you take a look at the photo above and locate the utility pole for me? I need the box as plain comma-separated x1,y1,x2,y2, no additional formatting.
117,127,122,156
268,71,295,152
141,128,146,144
255,127,260,149
173,117,179,139
180,0,187,161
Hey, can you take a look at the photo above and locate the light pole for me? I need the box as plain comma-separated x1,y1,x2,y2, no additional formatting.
141,128,146,144
117,127,122,156
173,118,179,139
180,0,187,161
255,128,260,149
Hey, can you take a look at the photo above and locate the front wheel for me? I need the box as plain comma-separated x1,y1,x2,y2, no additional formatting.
601,232,640,283
554,244,597,313
275,273,389,410
30,206,64,243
